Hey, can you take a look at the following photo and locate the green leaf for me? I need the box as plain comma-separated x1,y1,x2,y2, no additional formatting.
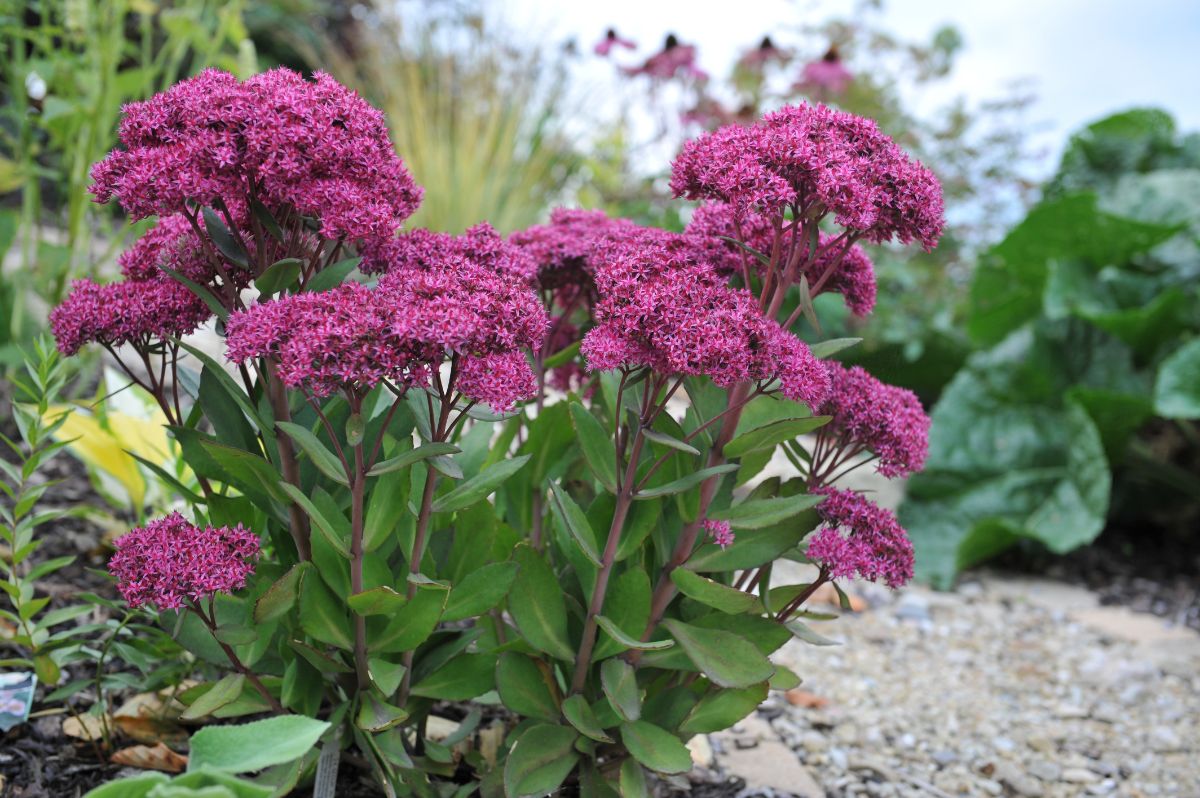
548,480,601,565
348,586,408,616
707,493,824,529
299,574,353,650
276,421,348,486
161,267,228,320
571,402,617,492
432,455,530,513
250,198,285,243
592,567,652,661
679,683,768,735
307,257,363,293
686,523,811,572
507,544,573,661
188,715,330,773
641,426,699,456
619,720,692,775
724,418,831,459
662,619,774,689
443,560,519,622
1154,338,1200,419
367,442,461,476
254,562,308,624
82,773,169,798
372,584,447,653
562,694,614,743
809,338,863,359
255,258,303,296
595,615,673,652
619,758,650,798
357,694,409,733
503,724,579,798
496,653,559,721
670,570,760,614
202,205,249,269
279,483,349,558
601,658,640,721
787,620,840,646
410,652,496,700
368,657,406,695
901,321,1115,587
180,674,246,720
289,640,352,674
635,464,738,499
345,413,366,447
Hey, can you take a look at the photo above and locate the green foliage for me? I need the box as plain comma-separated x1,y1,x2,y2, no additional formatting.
904,109,1200,585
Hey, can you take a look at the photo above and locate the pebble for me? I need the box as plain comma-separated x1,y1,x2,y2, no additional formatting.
704,573,1200,798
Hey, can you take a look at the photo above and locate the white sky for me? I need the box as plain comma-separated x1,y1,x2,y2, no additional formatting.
507,0,1200,176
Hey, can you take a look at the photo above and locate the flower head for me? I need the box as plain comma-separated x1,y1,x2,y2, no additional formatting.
108,512,260,610
581,228,830,406
702,519,735,548
795,48,853,96
738,36,789,71
510,208,639,293
670,103,944,249
595,28,637,57
687,201,877,316
50,277,211,356
224,283,435,397
624,34,707,80
807,488,913,588
91,68,422,243
818,362,930,478
457,351,539,412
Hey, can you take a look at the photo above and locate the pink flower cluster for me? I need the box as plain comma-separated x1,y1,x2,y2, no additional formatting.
90,68,422,243
594,28,636,57
50,218,217,355
581,228,830,406
687,201,878,317
819,362,930,478
795,51,853,96
702,519,735,549
623,35,707,80
226,225,548,409
108,512,260,610
806,488,913,588
670,103,944,249
509,208,639,293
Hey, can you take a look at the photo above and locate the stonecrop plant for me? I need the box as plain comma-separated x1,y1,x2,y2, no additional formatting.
54,68,942,796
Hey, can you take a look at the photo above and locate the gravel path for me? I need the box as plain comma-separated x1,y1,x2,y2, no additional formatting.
694,570,1200,798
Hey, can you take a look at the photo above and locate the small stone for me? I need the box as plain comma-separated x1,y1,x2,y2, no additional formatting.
1054,703,1089,719
720,738,825,797
1062,767,1101,784
801,731,829,752
894,594,930,621
1003,774,1045,798
979,779,1003,796
687,734,714,768
931,749,958,766
1028,760,1061,781
1087,781,1117,795
1026,736,1057,754
1150,727,1182,752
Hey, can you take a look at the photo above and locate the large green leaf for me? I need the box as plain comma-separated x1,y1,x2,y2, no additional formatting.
707,493,824,530
443,560,519,622
670,570,760,614
1155,338,1200,419
662,620,774,689
679,682,768,735
600,658,640,721
188,715,329,773
411,653,496,700
496,653,560,721
507,544,573,661
561,694,614,743
619,720,692,775
503,724,579,797
432,455,530,513
902,323,1116,587
570,401,617,491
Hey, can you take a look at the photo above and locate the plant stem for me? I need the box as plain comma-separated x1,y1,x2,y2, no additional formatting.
396,466,440,705
190,602,284,714
264,360,312,562
570,428,646,694
350,408,371,690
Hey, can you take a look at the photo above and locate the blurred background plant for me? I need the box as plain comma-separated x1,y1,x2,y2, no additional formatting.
0,0,254,367
901,108,1200,585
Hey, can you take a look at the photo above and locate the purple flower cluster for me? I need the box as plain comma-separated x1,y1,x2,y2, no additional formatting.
819,362,930,478
90,68,422,243
50,218,217,355
702,519,735,549
795,51,853,96
226,225,547,408
670,103,944,249
687,201,878,316
509,208,639,293
108,512,260,610
581,228,830,406
594,28,637,57
806,488,913,589
623,34,707,80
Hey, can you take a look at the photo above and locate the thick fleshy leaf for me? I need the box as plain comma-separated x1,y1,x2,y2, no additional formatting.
662,619,774,688
180,674,246,720
410,653,496,700
570,401,617,492
723,417,831,459
619,720,692,775
507,544,573,661
548,480,601,565
670,570,760,614
1155,338,1200,419
432,455,530,513
707,493,824,530
276,421,348,486
496,653,560,721
503,724,579,798
601,658,640,722
679,682,769,735
367,442,461,477
562,695,614,743
635,464,738,499
188,715,330,773
443,560,519,622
